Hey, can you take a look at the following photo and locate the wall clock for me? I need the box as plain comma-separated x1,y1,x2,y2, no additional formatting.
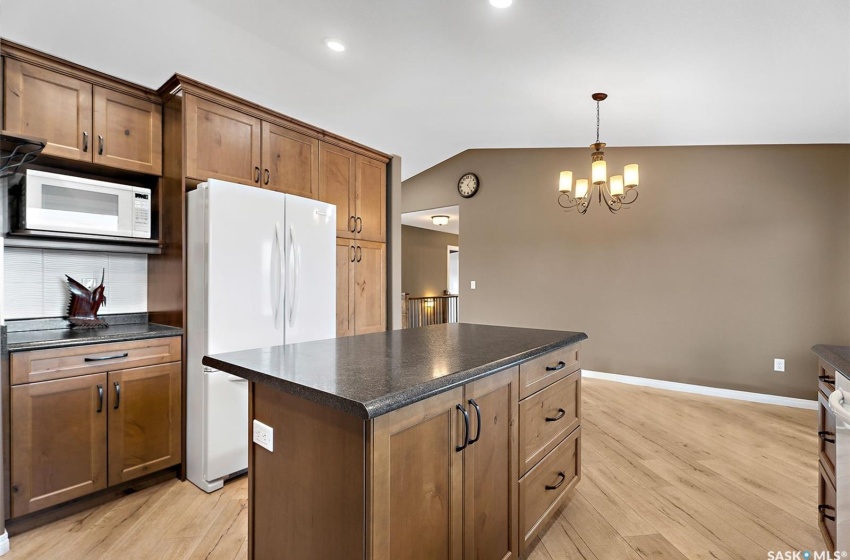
458,173,480,198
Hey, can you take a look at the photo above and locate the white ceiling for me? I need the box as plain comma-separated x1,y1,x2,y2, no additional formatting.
3,1,848,180
402,206,460,235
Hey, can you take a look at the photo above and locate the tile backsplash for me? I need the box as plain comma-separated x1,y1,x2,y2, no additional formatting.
4,247,147,320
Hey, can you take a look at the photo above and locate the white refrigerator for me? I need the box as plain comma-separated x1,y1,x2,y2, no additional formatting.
186,179,336,493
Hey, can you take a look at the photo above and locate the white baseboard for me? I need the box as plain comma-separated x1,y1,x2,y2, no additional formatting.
582,370,818,410
0,530,10,555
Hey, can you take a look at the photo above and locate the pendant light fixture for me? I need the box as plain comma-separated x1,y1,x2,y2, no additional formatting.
557,93,640,214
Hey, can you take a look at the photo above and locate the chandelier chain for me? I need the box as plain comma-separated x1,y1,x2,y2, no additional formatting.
596,101,600,144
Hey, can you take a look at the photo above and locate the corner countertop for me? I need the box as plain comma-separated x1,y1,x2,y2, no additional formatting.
7,318,182,352
204,323,587,419
813,344,850,379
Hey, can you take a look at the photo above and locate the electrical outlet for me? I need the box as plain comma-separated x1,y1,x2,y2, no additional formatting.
252,419,274,452
470,280,476,290
774,358,785,372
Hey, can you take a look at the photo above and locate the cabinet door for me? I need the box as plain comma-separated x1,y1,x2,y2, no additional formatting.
464,367,520,560
10,373,107,516
93,86,162,175
336,238,355,337
107,363,181,485
4,58,92,162
354,241,386,335
185,94,261,186
355,155,386,243
319,142,356,238
262,122,318,198
370,387,465,560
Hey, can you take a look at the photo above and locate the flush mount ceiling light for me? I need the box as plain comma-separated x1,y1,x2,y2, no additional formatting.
432,215,450,226
557,93,641,215
324,38,346,52
489,0,513,8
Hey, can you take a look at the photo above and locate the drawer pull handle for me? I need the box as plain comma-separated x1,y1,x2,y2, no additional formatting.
819,431,836,444
546,408,567,422
349,216,356,232
819,504,836,521
85,353,129,362
546,472,567,491
254,166,261,183
263,169,270,185
456,404,470,452
113,382,121,410
98,135,104,155
820,375,835,384
82,131,89,152
355,217,363,234
97,384,103,413
468,399,482,445
546,361,566,372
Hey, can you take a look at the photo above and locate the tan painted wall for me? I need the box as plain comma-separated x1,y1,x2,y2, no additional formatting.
401,145,850,399
402,225,459,297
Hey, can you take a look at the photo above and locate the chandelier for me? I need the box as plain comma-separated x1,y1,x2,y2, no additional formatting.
557,93,640,214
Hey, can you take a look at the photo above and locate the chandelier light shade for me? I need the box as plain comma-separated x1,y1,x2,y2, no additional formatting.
557,93,641,214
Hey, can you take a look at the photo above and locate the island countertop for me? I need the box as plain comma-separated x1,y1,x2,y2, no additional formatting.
203,323,587,419
812,344,850,378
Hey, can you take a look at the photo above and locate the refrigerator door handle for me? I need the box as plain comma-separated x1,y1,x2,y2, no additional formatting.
271,221,283,328
288,224,300,328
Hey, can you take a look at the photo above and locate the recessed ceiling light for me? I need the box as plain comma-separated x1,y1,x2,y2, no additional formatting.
325,39,346,52
489,0,513,8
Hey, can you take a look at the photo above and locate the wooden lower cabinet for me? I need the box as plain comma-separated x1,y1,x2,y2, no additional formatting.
464,368,520,560
370,387,465,560
248,347,581,560
9,339,183,518
10,373,108,517
107,363,182,485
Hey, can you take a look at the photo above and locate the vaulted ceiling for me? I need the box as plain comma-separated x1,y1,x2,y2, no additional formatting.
3,0,848,179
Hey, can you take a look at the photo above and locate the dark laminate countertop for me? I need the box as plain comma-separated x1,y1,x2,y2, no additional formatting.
8,321,182,352
204,323,587,419
813,344,850,379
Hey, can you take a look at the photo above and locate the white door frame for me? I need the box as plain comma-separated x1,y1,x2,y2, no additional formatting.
447,245,459,295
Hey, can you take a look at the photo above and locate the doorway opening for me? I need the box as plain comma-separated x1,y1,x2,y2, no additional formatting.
400,205,459,328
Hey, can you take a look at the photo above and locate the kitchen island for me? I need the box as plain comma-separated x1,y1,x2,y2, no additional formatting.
204,323,586,560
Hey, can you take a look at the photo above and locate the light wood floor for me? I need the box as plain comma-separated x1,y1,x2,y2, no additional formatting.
6,378,821,559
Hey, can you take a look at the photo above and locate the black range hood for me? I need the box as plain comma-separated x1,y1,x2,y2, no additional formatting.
0,131,46,178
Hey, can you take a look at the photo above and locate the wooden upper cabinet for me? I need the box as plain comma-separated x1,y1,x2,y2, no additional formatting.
262,122,318,198
370,387,465,560
356,155,387,243
4,58,92,161
464,368,520,560
107,363,181,485
185,94,261,186
354,241,386,335
93,86,162,175
10,373,108,517
336,239,355,337
319,142,356,238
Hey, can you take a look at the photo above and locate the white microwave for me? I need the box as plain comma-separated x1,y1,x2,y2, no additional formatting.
21,170,151,239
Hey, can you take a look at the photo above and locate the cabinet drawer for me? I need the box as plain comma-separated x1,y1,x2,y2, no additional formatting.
11,336,181,385
519,370,580,476
519,426,581,552
818,360,837,399
819,462,837,552
818,391,837,485
519,344,580,399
